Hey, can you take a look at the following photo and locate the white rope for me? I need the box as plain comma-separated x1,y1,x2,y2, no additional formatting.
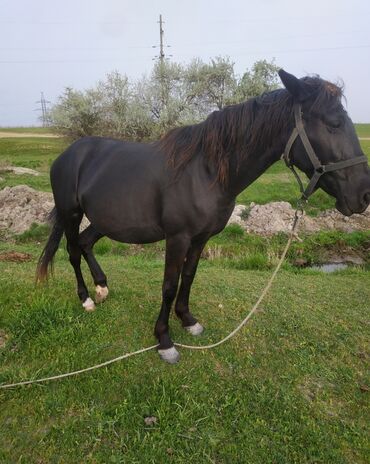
0,212,301,390
0,345,159,389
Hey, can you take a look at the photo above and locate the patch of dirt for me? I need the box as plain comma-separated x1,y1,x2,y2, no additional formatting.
0,251,33,262
228,201,370,235
0,131,59,138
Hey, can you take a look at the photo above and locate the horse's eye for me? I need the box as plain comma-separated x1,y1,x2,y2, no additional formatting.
328,120,341,128
325,119,342,131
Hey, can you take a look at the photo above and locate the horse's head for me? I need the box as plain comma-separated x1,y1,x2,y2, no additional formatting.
279,69,370,216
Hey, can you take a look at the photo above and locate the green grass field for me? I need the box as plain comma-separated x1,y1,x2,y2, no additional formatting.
0,131,369,462
354,123,370,138
0,240,369,463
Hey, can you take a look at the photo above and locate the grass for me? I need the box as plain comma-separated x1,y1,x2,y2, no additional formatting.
0,132,369,462
355,123,370,138
0,238,369,463
0,137,69,191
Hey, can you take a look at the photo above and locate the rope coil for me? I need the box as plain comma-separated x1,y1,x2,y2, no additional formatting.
0,210,302,390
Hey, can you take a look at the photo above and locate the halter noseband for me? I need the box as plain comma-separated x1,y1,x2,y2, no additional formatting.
282,104,368,201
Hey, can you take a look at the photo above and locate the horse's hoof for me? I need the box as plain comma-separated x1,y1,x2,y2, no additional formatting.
185,322,204,336
158,346,180,364
95,285,109,303
82,297,96,312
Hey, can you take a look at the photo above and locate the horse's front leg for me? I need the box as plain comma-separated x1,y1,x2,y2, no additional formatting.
175,239,207,335
155,234,190,363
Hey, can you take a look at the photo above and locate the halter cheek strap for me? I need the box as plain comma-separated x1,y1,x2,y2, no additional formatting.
282,104,368,201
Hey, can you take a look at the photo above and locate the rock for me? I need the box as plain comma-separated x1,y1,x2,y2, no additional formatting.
0,166,41,176
227,204,249,226
144,416,157,426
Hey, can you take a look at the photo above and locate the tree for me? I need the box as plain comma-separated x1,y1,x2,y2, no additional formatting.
49,87,105,138
49,57,280,140
235,59,280,101
189,56,237,110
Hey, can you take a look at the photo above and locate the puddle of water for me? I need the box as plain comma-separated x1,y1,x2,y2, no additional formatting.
310,263,348,273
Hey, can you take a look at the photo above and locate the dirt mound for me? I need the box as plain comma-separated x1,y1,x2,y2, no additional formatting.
0,185,53,234
228,201,370,235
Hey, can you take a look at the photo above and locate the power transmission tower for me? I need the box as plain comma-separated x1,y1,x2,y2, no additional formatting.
35,92,51,127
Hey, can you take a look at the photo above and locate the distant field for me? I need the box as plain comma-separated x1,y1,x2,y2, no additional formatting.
0,126,55,135
1,124,370,136
355,123,370,138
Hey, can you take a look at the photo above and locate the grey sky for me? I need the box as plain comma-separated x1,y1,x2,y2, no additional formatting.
1,0,370,126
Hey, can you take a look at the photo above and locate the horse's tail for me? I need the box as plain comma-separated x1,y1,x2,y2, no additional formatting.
36,207,64,283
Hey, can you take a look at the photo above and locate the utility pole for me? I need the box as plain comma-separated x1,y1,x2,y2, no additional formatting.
159,14,165,63
152,14,172,109
35,92,51,127
152,14,171,62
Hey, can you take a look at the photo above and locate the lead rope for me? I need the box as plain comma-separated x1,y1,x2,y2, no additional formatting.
0,208,303,390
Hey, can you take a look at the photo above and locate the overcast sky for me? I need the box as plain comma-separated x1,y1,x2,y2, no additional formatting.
1,0,370,126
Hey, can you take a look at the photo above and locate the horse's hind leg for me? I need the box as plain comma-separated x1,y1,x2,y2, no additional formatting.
175,240,206,335
64,211,95,312
79,225,108,304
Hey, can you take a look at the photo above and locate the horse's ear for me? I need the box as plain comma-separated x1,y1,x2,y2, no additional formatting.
278,69,310,102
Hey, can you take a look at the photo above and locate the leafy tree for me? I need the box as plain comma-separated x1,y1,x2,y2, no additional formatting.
50,87,105,138
235,59,280,101
189,56,237,110
49,57,280,140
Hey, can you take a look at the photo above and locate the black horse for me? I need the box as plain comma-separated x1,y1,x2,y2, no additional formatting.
37,70,370,363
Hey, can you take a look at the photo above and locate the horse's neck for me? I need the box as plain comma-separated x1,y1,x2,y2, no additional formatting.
227,143,285,198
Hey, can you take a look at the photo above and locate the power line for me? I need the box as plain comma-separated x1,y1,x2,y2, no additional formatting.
1,44,369,65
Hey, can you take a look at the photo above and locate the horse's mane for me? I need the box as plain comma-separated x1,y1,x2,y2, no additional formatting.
157,75,343,185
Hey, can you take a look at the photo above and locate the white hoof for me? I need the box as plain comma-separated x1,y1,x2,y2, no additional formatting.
82,297,96,312
158,346,180,364
185,322,204,336
95,285,109,303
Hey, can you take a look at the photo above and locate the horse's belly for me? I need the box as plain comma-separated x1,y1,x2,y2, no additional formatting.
97,222,165,244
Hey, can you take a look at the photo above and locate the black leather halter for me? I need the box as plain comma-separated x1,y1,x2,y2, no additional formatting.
282,104,368,201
